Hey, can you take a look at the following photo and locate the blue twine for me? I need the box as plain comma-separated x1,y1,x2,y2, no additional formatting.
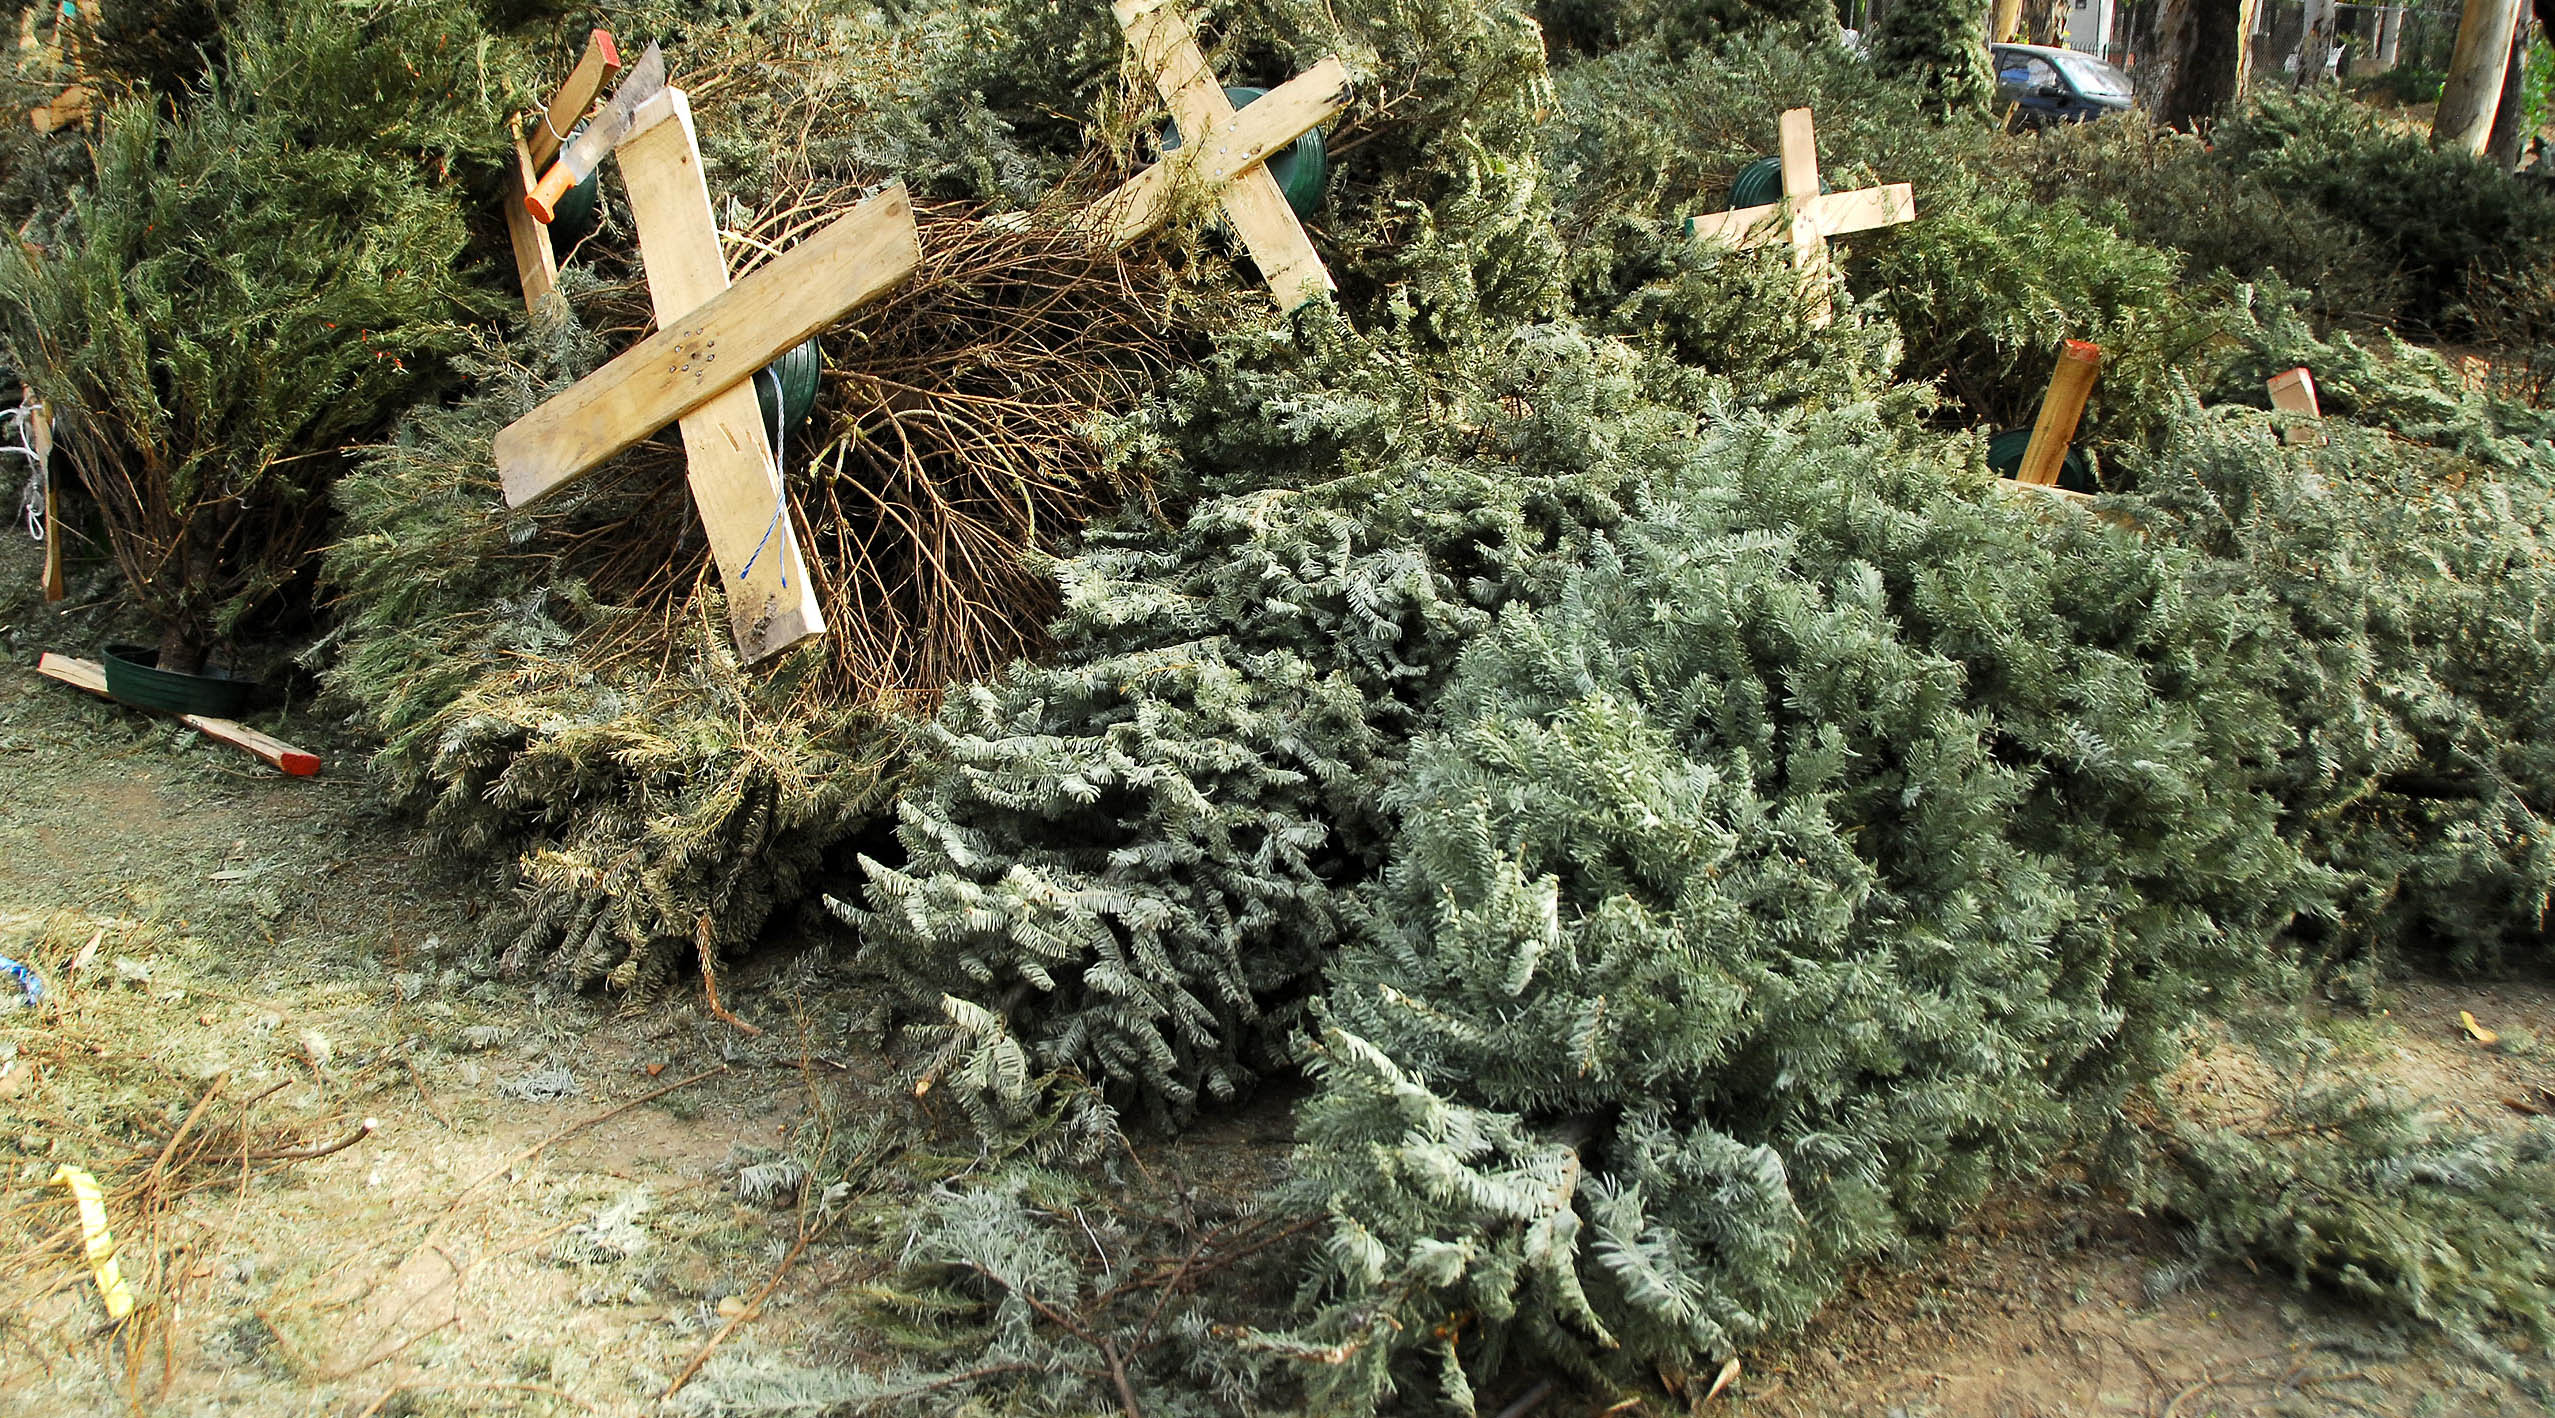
738,500,785,586
0,954,42,1007
738,367,787,589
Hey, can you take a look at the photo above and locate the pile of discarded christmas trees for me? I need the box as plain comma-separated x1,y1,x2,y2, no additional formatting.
11,0,2555,1409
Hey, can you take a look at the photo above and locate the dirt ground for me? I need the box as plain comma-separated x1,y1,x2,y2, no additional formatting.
0,645,2547,1417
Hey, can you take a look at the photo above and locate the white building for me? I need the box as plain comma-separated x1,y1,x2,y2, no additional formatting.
2064,0,2118,59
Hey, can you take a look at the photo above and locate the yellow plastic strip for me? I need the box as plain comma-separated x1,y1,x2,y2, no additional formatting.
47,1166,135,1320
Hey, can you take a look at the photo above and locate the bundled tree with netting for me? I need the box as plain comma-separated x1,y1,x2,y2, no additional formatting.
1268,404,2317,1409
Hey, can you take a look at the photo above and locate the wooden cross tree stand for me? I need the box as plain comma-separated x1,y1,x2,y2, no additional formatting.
501,30,622,321
1685,107,1916,325
493,86,921,664
1082,0,1349,312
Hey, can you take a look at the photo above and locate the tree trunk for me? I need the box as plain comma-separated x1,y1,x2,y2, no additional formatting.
1993,0,2023,40
2488,19,2536,165
156,619,210,677
2121,0,2165,68
2439,0,2528,153
2375,3,2404,68
2296,0,2338,83
2152,0,2255,129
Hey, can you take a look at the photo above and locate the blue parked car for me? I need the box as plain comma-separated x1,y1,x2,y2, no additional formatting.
1992,43,2136,127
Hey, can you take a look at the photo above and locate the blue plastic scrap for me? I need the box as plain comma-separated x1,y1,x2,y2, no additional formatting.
0,955,42,1007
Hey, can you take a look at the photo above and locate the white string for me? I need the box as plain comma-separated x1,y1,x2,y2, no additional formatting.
4,405,47,542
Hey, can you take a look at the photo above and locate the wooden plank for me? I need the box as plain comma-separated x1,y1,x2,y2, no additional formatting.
606,88,845,662
1685,183,1916,247
2266,366,2320,417
1080,58,1349,249
1110,0,1336,309
2017,340,2103,487
30,82,88,133
1776,110,1831,323
1117,0,1224,126
2267,365,2324,446
33,654,322,775
503,135,561,318
494,174,919,506
1778,107,1820,203
183,715,322,776
1810,183,1916,236
40,462,60,601
1218,153,1334,310
36,651,105,695
673,380,824,664
528,29,621,171
1685,201,1786,247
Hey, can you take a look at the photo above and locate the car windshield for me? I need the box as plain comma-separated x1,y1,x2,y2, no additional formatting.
2055,51,2133,100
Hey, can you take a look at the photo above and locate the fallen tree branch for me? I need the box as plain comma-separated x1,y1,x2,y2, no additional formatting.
697,914,764,1037
660,1208,841,1399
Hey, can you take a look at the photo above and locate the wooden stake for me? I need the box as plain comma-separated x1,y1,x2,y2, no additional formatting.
504,136,563,318
35,654,322,776
2016,340,2102,487
24,391,61,602
31,648,100,692
529,30,621,171
614,87,830,663
1099,0,1343,311
1685,108,1915,327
